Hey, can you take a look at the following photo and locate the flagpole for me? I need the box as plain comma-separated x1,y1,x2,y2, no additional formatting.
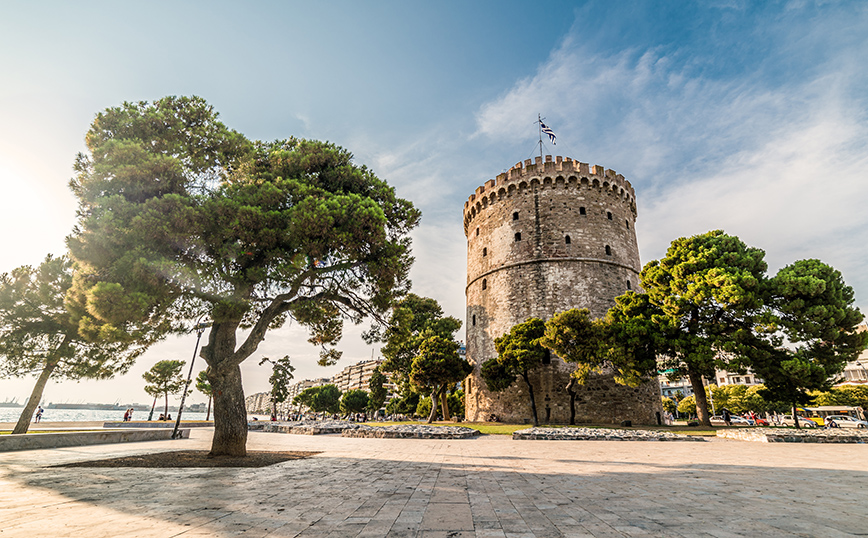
538,113,544,161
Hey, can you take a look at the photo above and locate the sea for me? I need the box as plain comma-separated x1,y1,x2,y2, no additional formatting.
0,408,210,423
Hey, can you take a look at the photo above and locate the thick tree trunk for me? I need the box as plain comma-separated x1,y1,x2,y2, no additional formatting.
440,390,450,421
522,372,539,426
12,361,58,435
427,386,441,424
688,370,712,427
792,401,801,430
209,362,248,456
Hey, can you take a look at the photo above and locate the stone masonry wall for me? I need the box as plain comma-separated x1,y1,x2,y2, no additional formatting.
463,155,662,425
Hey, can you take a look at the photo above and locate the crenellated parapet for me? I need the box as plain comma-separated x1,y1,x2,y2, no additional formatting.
463,155,637,236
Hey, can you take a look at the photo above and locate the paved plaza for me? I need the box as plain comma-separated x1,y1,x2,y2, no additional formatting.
0,427,866,537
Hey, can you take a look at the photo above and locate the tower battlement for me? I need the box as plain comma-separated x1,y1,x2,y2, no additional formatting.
464,155,637,236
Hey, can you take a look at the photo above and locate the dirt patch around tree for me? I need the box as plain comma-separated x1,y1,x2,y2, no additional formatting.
53,450,320,468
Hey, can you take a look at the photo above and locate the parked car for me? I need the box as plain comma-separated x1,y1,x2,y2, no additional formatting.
753,418,770,426
778,415,818,428
824,415,868,429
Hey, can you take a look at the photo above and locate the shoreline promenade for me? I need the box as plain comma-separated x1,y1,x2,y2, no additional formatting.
1,428,865,537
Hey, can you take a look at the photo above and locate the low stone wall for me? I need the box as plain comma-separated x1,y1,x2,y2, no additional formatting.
718,428,868,443
0,428,190,452
104,421,213,428
342,425,480,439
513,427,705,441
248,420,365,435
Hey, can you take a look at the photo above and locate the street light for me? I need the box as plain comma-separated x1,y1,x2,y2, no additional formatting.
172,316,211,440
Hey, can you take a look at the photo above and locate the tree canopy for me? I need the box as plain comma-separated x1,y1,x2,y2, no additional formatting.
367,366,388,412
259,356,295,417
340,389,370,414
0,255,145,434
749,259,866,427
143,359,186,418
373,294,461,393
65,96,420,455
640,230,767,426
293,384,342,414
485,318,547,426
409,334,472,423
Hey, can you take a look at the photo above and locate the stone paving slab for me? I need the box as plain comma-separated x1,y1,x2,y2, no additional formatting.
0,430,866,537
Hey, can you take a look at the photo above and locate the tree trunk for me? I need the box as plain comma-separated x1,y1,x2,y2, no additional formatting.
12,360,59,434
148,396,157,420
206,395,212,421
521,372,539,427
209,362,248,456
440,390,450,421
427,386,441,424
688,370,712,427
164,392,169,419
566,377,577,426
792,401,801,430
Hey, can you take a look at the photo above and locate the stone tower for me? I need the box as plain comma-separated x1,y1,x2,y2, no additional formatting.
463,155,662,425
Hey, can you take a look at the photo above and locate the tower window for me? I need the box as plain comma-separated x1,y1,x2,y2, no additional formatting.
607,211,613,220
512,212,519,220
482,279,487,290
515,232,522,242
482,247,487,257
626,280,631,290
605,245,612,256
579,207,586,215
472,314,476,326
565,235,571,244
542,349,551,365
475,227,479,236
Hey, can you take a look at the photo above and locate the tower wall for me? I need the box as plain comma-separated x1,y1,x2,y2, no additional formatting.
463,155,662,425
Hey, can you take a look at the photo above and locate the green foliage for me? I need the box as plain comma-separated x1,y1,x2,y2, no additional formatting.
540,308,608,384
415,395,434,419
293,384,342,414
811,385,868,408
677,395,696,416
750,260,867,417
143,359,186,416
259,356,295,406
447,389,465,418
604,291,672,386
641,230,768,425
409,334,472,422
66,96,420,455
385,391,419,415
340,389,369,414
373,294,461,394
195,370,212,397
661,397,677,414
367,366,388,411
480,358,514,392
489,318,547,426
0,255,147,432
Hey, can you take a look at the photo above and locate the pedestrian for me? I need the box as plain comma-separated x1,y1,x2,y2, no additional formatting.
722,408,732,426
127,408,133,421
34,406,44,423
123,408,130,422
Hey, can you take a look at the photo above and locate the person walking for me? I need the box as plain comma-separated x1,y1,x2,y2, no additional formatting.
34,406,44,423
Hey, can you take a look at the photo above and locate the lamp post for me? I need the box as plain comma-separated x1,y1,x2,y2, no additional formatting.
172,316,211,440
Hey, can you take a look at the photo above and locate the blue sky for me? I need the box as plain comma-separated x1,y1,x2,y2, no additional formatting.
1,1,866,405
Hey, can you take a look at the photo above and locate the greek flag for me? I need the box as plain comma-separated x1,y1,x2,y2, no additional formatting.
540,121,556,145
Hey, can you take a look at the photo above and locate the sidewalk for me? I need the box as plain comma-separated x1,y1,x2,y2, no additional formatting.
0,428,865,537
